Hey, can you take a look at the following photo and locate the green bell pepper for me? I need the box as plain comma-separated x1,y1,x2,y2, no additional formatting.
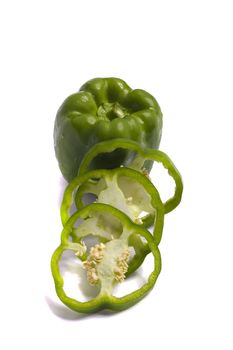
51,203,161,313
60,167,164,246
54,77,163,182
78,138,183,214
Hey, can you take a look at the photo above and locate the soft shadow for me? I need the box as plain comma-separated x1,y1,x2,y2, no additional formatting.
45,296,121,320
45,296,88,320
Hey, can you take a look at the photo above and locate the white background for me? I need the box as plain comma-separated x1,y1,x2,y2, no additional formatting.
0,0,233,349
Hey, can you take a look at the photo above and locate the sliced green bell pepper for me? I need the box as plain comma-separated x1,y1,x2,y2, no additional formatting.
78,138,183,214
54,77,163,181
60,167,164,245
51,203,161,313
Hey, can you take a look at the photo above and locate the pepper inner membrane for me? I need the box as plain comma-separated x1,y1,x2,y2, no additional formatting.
60,212,145,301
76,173,155,226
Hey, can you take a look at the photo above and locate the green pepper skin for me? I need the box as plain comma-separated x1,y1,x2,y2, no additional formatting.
54,78,163,182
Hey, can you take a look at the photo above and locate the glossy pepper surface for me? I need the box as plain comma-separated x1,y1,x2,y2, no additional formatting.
54,77,163,182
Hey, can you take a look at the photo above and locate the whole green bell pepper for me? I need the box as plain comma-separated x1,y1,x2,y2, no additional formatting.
54,77,163,182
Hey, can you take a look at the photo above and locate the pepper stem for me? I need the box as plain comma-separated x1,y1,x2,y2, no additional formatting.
108,103,125,119
97,102,127,120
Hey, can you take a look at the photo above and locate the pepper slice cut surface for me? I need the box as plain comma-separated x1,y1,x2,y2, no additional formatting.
78,138,183,214
51,203,161,313
61,167,164,245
